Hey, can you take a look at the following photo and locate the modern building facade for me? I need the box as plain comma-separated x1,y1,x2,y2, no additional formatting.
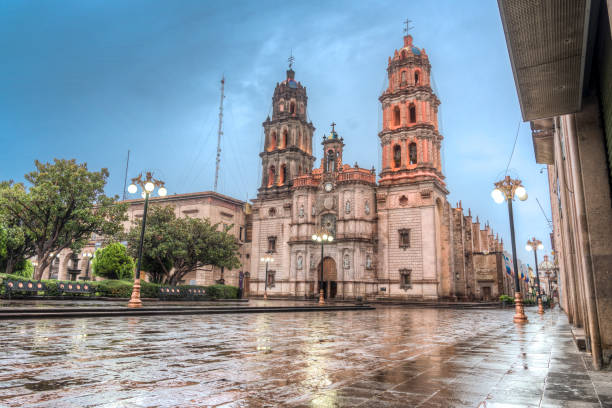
499,0,612,368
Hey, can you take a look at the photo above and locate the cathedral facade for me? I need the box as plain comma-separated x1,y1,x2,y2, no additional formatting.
248,34,506,300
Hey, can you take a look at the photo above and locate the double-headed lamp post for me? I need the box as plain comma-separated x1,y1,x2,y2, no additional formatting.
526,238,545,314
492,175,529,323
311,230,334,305
260,255,273,300
127,172,167,308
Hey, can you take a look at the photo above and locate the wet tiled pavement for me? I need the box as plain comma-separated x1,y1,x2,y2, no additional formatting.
0,305,610,407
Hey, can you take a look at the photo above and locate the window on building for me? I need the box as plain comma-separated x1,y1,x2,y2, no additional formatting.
409,104,416,123
269,132,277,150
326,150,335,172
345,200,351,214
268,236,277,253
400,269,412,289
279,164,287,185
290,101,296,114
267,270,276,288
409,142,417,165
268,166,276,187
268,207,276,217
399,229,411,249
400,71,407,84
414,71,420,85
393,106,401,126
393,145,402,168
366,255,372,269
239,226,244,241
279,100,284,112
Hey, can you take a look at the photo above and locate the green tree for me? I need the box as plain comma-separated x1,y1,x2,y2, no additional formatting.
91,242,135,280
0,159,127,280
0,184,36,275
13,259,34,279
125,206,241,285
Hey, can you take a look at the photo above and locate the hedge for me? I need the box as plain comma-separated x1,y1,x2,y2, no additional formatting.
0,273,238,299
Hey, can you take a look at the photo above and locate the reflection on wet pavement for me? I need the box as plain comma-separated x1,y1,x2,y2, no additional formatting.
0,306,609,407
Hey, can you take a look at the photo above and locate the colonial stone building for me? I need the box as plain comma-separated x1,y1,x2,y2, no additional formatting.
249,34,508,300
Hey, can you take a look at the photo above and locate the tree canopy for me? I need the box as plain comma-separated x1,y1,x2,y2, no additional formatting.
0,159,127,279
125,205,241,285
91,242,135,281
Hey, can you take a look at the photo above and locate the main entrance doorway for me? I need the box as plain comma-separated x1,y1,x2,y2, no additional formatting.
317,257,337,299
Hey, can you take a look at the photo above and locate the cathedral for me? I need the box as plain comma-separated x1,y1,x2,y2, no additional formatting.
248,34,507,300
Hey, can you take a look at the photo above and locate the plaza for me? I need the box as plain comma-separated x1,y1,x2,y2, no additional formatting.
1,303,610,407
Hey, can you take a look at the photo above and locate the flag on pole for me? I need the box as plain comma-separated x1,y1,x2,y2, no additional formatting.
503,253,513,276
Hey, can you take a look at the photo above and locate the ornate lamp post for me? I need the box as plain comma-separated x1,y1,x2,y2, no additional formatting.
81,251,94,280
526,237,545,314
491,175,528,323
126,172,167,308
311,230,334,305
260,254,273,300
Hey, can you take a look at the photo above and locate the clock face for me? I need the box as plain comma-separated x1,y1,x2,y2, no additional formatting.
324,182,333,192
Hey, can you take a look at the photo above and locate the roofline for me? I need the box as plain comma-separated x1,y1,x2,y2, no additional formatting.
122,190,245,207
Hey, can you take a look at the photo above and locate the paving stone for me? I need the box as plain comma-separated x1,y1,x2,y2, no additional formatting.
0,305,610,407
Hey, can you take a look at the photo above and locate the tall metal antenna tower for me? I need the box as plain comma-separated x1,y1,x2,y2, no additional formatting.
122,149,130,200
214,76,225,192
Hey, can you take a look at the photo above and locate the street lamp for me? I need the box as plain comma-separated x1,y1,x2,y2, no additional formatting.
526,237,545,315
260,255,273,300
491,175,528,323
81,251,94,280
127,172,167,308
311,230,334,305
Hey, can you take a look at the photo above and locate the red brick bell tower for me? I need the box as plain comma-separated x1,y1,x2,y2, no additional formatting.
378,34,445,188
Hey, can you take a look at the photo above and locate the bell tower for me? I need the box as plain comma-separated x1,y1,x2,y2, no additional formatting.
258,60,315,198
378,34,445,189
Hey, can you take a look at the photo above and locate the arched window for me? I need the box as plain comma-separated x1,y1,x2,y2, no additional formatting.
279,100,285,112
393,106,401,127
409,142,417,165
290,101,296,114
414,71,420,85
279,164,287,185
409,104,416,123
298,165,302,176
326,150,336,172
268,166,276,187
400,71,406,84
269,131,277,150
282,130,288,148
393,144,402,168
401,50,407,59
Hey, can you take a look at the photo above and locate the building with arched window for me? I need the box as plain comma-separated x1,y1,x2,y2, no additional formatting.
248,34,507,302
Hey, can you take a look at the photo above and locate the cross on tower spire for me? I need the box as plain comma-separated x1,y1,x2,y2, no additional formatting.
288,51,295,69
403,19,414,34
330,122,336,132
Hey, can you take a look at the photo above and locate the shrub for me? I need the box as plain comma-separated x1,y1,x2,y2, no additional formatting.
205,284,238,299
92,243,135,281
499,294,514,303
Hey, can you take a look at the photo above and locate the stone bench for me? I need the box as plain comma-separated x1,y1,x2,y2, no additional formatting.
159,286,207,300
3,279,47,300
58,281,94,297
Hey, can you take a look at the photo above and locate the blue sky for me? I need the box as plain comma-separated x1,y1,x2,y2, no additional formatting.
0,0,552,265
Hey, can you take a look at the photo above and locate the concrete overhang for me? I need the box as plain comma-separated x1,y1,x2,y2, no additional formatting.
497,0,592,121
